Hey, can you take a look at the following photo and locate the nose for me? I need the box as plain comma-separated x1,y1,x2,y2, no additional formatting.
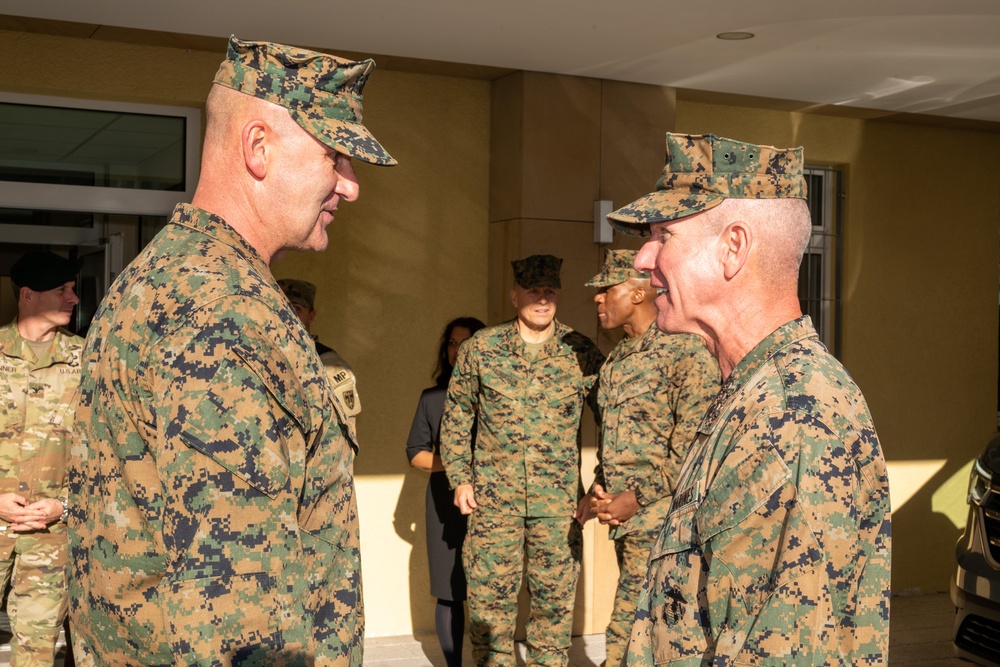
66,288,80,306
593,292,604,304
634,241,658,273
335,158,360,203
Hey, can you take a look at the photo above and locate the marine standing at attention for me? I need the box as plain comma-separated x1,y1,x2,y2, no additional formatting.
575,248,719,667
0,251,83,667
441,254,605,667
68,36,394,665
612,133,891,666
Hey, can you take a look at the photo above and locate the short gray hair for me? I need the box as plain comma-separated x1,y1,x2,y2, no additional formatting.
711,198,811,289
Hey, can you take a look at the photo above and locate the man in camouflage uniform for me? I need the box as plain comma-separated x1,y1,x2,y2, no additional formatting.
575,248,719,667
441,255,604,667
611,133,891,666
278,278,361,451
0,251,83,666
68,36,394,665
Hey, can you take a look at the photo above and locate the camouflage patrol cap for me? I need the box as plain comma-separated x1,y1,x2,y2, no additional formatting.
512,255,562,289
10,251,83,292
585,249,649,288
609,133,806,236
214,35,396,166
278,278,316,310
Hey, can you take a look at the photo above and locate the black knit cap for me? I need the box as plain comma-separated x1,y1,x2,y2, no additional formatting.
10,251,83,292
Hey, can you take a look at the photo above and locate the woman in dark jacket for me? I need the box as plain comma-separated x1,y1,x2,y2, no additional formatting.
406,316,485,667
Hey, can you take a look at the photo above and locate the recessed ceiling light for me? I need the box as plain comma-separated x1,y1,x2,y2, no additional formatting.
716,32,755,40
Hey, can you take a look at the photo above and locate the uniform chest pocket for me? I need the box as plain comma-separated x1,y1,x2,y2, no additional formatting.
642,505,715,664
693,441,821,616
546,385,579,407
41,385,80,428
481,373,520,403
693,443,789,539
613,375,654,406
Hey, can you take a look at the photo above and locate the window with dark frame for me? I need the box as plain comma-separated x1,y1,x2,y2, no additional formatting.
798,167,843,356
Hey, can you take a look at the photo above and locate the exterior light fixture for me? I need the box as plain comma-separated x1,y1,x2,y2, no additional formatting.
716,32,755,40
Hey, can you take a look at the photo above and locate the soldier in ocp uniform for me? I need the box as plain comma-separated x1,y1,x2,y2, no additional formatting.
0,251,83,666
575,248,719,667
68,36,394,665
441,255,605,667
278,278,361,450
613,134,891,666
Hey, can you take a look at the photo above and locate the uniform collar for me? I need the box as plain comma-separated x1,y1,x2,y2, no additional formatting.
607,320,657,362
0,318,81,366
170,203,273,281
498,319,572,358
699,316,817,431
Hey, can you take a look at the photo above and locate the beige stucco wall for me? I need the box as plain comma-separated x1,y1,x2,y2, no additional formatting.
674,100,1000,593
3,23,999,641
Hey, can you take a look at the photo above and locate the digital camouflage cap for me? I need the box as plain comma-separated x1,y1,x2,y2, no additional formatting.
214,35,396,166
512,255,562,289
609,133,806,236
585,249,649,288
278,279,317,310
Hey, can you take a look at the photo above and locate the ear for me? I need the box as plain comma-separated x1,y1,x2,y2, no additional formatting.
509,289,517,309
720,220,751,280
630,287,644,304
241,119,271,181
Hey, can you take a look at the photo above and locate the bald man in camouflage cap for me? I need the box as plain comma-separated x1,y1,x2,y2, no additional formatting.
279,278,362,449
441,254,604,667
69,35,394,665
614,134,890,666
574,249,719,667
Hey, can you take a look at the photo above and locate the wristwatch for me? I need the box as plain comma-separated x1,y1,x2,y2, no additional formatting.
59,497,69,524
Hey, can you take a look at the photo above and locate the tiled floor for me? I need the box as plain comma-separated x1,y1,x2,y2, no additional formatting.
363,593,976,667
889,593,972,666
364,632,603,667
0,592,977,666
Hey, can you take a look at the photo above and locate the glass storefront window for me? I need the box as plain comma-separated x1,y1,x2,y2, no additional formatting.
0,102,186,192
0,93,199,217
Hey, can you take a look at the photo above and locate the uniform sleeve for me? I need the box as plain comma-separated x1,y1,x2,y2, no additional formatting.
582,339,605,427
591,428,607,492
405,392,435,463
590,353,607,492
440,342,479,489
151,306,312,659
626,338,718,508
582,339,606,495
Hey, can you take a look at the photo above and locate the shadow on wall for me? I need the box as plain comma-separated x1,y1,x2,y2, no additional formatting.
890,456,972,594
392,469,437,634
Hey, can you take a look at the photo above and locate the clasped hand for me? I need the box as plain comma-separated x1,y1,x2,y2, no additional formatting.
575,485,640,527
0,493,62,531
